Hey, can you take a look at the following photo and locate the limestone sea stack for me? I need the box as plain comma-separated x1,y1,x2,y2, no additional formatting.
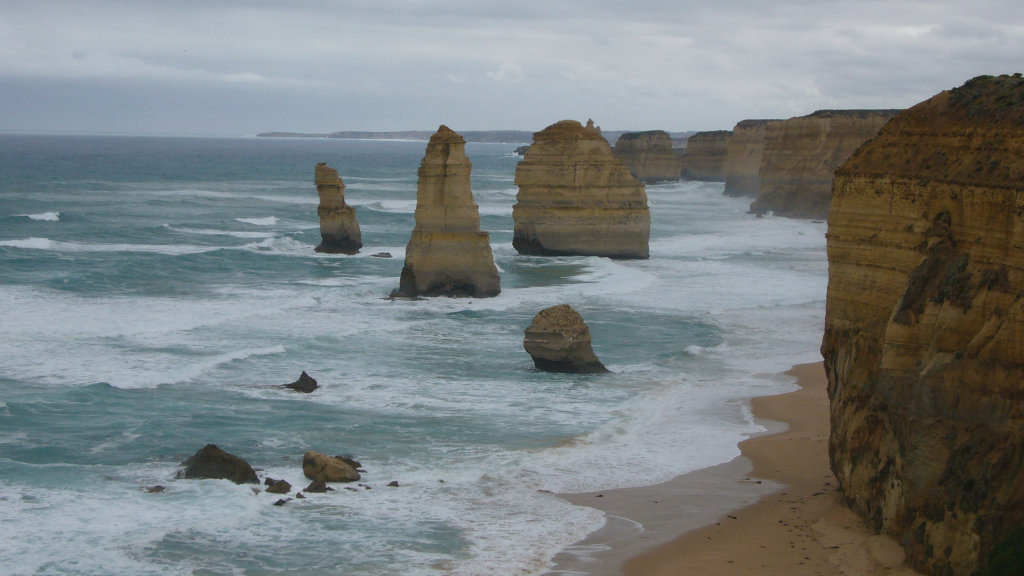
749,109,898,218
395,126,500,298
513,120,650,259
822,74,1024,576
612,130,683,182
722,119,780,198
314,162,362,254
523,304,607,374
679,130,732,181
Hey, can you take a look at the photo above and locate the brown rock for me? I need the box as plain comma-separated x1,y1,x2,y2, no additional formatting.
822,74,1024,576
679,130,732,181
314,162,362,254
613,130,683,182
723,119,781,198
145,485,166,493
523,304,608,374
395,126,500,298
302,451,361,483
179,444,258,484
749,109,898,218
513,120,650,259
266,479,292,494
304,480,328,493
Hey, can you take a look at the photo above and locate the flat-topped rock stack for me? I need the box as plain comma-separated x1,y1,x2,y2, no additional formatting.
314,162,362,254
749,109,898,218
395,126,500,298
822,75,1024,576
723,119,779,198
513,120,650,259
612,130,683,182
679,130,732,181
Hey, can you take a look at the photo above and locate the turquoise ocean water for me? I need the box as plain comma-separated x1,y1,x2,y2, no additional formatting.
0,134,827,575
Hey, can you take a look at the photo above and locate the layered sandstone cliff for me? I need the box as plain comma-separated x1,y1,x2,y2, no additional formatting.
679,130,731,181
750,109,898,218
513,120,650,259
314,163,362,254
612,130,683,182
822,75,1024,576
723,119,779,198
395,126,500,298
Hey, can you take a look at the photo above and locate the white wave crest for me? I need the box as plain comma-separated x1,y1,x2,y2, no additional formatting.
21,211,61,222
235,216,278,226
0,237,217,255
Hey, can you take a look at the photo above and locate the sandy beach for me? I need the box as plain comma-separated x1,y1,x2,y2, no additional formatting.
548,362,924,576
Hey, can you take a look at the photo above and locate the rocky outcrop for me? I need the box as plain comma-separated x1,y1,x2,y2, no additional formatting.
723,119,780,198
822,75,1024,576
179,444,258,484
314,163,362,254
395,126,501,298
612,130,683,182
523,304,607,373
284,371,318,393
750,109,898,218
679,130,732,181
513,120,650,259
302,451,361,483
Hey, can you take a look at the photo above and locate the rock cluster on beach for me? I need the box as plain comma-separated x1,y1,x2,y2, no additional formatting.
612,130,683,182
395,126,501,298
314,162,362,254
513,119,650,259
523,304,607,374
822,74,1024,576
678,130,732,181
747,109,898,218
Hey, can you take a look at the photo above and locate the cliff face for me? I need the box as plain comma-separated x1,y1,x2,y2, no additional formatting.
822,75,1024,576
751,110,899,218
396,126,500,298
314,163,362,254
679,130,731,181
513,120,650,259
612,130,683,182
723,119,779,198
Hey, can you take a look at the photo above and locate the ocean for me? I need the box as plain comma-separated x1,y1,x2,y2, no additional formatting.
0,133,827,575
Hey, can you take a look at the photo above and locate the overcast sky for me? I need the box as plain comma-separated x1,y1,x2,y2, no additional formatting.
1,0,1022,135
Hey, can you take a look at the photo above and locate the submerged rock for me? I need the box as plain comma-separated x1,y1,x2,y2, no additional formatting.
314,162,362,254
394,125,501,298
302,451,361,483
523,304,607,374
180,444,258,484
513,120,650,259
284,371,318,393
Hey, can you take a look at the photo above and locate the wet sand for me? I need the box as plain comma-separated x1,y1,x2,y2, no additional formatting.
548,362,923,576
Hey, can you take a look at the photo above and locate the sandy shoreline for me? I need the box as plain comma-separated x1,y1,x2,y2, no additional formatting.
547,362,924,576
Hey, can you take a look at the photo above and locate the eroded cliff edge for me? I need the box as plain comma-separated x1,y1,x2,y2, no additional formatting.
822,74,1024,576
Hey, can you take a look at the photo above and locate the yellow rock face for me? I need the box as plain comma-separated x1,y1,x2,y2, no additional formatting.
314,162,362,254
612,130,683,182
750,110,898,218
396,126,500,298
723,119,779,198
822,75,1024,576
679,130,732,181
513,120,650,259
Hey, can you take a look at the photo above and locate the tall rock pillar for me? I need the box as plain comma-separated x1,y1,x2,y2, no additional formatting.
395,126,500,298
314,162,362,254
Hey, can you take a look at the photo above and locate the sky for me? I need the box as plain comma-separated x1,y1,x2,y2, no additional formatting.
1,0,1022,136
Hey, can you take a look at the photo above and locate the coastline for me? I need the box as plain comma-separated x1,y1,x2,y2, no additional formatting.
547,362,924,576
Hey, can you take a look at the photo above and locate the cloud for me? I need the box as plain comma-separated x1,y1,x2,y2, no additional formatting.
486,62,525,83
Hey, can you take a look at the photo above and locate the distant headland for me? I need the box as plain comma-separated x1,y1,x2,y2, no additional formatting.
257,129,694,146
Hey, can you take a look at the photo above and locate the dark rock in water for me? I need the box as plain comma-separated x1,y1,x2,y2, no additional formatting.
284,371,318,393
387,480,400,487
273,498,291,507
145,485,166,493
180,444,258,484
370,252,392,258
523,304,608,374
266,479,292,494
296,492,306,499
302,451,360,482
264,477,276,486
304,480,329,493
